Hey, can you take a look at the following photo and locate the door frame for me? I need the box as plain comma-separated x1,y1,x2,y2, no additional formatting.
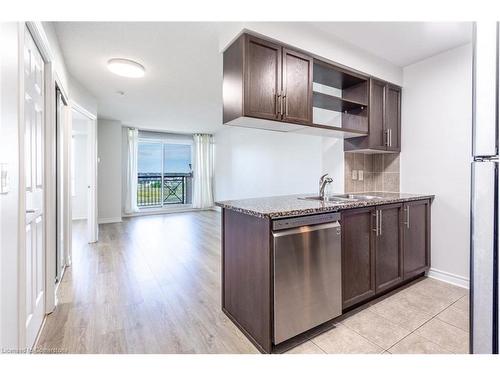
19,22,70,348
70,100,98,244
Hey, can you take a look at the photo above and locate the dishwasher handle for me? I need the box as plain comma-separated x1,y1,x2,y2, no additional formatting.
272,221,340,237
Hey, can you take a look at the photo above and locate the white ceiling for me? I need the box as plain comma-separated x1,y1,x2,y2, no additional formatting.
307,22,473,67
54,22,473,133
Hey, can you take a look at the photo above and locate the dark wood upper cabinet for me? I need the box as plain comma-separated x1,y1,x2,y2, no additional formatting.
385,84,401,152
375,204,403,293
403,200,431,280
344,78,402,153
368,79,386,151
341,207,376,309
223,33,313,130
282,48,313,124
223,32,402,147
244,36,282,121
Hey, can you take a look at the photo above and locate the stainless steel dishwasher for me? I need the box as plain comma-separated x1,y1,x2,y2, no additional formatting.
272,212,342,344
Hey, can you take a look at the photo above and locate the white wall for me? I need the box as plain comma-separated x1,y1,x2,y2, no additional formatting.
42,21,69,91
72,134,88,220
42,22,97,117
97,119,122,223
0,22,21,349
214,127,344,201
401,43,472,286
69,75,98,117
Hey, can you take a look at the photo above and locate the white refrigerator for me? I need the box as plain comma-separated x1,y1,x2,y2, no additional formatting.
471,21,499,354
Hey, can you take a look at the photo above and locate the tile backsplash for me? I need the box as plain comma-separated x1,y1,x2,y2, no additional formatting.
345,153,400,193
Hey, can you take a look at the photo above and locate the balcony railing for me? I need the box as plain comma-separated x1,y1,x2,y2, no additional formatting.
137,173,193,207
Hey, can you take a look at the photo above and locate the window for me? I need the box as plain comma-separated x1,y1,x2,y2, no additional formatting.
137,132,193,208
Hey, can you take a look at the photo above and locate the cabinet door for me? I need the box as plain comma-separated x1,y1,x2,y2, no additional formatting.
375,204,403,293
282,48,313,124
341,207,376,309
403,200,430,279
244,36,281,120
385,85,401,152
367,79,387,150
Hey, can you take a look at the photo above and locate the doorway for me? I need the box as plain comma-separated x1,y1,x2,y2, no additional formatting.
70,109,91,255
54,99,98,286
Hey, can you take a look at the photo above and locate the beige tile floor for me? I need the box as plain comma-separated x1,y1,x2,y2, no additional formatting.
287,278,469,354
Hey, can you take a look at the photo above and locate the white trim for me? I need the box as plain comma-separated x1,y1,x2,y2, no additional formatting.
123,206,211,218
211,206,222,213
427,268,470,289
98,217,122,224
25,22,53,65
70,100,97,121
72,217,87,221
17,22,27,351
70,100,98,244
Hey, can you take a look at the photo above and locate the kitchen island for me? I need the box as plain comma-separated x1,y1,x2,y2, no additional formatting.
216,192,434,353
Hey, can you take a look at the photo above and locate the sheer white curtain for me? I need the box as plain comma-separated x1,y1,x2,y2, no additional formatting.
124,128,139,213
192,134,214,209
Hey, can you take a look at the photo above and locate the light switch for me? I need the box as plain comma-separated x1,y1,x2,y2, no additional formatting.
1,163,9,194
358,170,364,181
351,170,358,180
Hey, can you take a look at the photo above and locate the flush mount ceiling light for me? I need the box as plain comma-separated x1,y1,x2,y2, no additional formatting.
107,58,145,78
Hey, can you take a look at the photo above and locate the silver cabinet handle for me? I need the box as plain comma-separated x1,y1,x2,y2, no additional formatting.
283,90,288,117
279,90,283,117
389,129,392,147
407,206,410,229
379,210,383,236
275,90,280,118
372,210,379,236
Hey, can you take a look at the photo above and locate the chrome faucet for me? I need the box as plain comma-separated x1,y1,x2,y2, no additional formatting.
319,173,333,199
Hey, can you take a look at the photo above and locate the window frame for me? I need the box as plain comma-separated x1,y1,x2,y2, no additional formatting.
137,137,193,209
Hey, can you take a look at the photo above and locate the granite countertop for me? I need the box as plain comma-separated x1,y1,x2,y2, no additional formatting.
215,192,435,219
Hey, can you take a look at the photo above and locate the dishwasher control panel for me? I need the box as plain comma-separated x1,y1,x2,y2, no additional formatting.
272,212,341,231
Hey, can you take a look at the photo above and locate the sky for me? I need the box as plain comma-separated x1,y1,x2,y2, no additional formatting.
138,142,192,174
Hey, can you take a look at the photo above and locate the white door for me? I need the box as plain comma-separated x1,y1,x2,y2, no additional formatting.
24,27,45,349
56,90,65,282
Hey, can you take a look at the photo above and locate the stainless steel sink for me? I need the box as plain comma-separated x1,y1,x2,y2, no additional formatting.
299,194,383,202
332,194,383,200
299,196,357,202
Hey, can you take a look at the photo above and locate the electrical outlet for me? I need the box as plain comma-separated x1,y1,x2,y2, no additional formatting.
351,170,358,180
358,170,364,181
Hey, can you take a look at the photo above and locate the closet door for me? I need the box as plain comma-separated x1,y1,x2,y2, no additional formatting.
24,27,46,349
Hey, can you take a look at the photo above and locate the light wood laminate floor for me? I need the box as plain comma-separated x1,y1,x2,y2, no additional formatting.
36,211,469,354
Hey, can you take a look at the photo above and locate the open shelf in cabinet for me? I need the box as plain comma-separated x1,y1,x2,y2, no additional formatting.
312,60,369,134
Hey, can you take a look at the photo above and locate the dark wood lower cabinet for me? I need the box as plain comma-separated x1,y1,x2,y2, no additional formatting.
375,204,403,293
341,207,376,309
403,200,431,279
342,199,430,310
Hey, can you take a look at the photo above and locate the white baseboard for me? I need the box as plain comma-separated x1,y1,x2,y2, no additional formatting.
211,206,221,212
122,206,212,218
427,268,470,289
98,217,122,224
